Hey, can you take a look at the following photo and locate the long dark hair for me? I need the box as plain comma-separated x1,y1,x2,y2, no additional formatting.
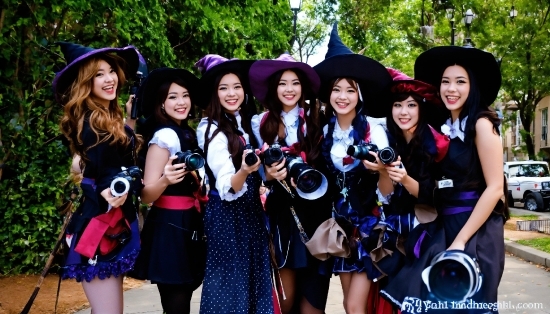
442,64,507,217
260,68,321,163
203,72,258,165
386,92,431,166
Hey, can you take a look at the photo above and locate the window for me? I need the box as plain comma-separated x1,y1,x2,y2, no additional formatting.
542,108,548,144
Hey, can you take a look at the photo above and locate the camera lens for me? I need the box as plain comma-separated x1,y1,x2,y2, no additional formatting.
429,259,471,301
185,153,205,171
110,177,130,197
347,144,377,162
379,147,397,165
244,152,259,166
297,170,322,193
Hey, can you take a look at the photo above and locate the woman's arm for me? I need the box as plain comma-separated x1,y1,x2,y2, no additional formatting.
448,118,504,250
141,145,187,204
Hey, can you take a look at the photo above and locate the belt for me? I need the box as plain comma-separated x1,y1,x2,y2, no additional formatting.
440,191,479,215
154,195,199,211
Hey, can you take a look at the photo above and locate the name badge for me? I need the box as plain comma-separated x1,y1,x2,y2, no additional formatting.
437,179,454,189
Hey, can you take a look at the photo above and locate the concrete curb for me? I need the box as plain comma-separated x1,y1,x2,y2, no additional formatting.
505,239,550,268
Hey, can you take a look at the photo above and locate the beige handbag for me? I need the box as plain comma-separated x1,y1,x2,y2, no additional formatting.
289,206,351,261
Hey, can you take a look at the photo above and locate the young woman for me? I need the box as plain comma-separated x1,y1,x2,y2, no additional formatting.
249,54,332,314
382,46,507,314
55,42,142,314
313,24,393,314
374,68,448,312
195,54,275,313
130,68,206,314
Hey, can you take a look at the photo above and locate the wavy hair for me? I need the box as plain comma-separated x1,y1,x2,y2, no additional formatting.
260,69,321,163
59,54,136,164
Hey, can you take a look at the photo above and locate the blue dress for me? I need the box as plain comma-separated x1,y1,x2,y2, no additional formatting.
197,117,274,314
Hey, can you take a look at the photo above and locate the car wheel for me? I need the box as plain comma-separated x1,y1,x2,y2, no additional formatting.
524,193,544,212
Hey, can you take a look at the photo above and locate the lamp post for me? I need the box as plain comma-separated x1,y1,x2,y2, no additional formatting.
289,0,302,48
463,8,474,47
445,4,455,45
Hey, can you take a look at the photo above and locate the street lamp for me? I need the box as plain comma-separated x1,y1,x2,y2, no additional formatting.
445,4,456,45
510,6,518,19
463,8,474,47
289,0,302,48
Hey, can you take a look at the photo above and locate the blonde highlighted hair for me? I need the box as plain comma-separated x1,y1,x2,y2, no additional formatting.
60,54,134,165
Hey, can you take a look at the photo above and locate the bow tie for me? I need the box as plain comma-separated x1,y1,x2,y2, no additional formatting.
441,117,467,142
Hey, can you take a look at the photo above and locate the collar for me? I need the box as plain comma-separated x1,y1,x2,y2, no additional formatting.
281,105,301,128
333,119,354,142
441,116,468,142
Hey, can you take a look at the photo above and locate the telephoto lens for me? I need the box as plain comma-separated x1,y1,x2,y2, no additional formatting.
346,143,378,163
173,150,205,171
378,147,398,165
244,144,259,166
262,143,285,165
287,156,323,194
421,250,482,302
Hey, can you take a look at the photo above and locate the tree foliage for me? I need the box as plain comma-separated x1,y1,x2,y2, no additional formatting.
333,0,550,158
0,0,292,274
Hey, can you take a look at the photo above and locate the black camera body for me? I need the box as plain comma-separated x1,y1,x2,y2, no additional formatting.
244,144,260,166
173,150,205,171
262,143,285,166
347,143,398,165
110,166,143,197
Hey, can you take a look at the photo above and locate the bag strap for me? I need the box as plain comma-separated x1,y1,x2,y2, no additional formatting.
278,180,310,244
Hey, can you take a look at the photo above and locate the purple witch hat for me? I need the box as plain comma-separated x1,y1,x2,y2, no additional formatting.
248,53,320,104
194,54,254,109
52,42,142,104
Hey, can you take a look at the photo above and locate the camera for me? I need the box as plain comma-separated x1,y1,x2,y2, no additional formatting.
346,143,398,165
110,166,143,197
347,143,379,163
262,142,285,166
421,250,482,302
244,144,260,166
129,71,144,120
173,150,205,172
286,156,326,195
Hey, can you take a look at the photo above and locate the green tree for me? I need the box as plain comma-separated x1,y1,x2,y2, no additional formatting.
0,0,292,274
333,0,550,158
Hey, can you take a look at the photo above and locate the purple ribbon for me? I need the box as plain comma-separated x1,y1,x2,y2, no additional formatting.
413,230,428,258
81,177,96,190
441,206,475,215
448,191,479,200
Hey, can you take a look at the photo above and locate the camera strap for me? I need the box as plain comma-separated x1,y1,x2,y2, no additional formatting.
278,180,310,244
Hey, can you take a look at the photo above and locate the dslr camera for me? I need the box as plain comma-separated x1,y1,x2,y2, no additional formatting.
173,150,205,171
347,143,398,165
421,250,482,302
110,166,143,197
244,144,260,166
260,143,328,200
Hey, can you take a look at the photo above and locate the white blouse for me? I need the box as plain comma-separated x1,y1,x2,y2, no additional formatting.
441,116,468,142
149,128,180,156
251,105,305,147
323,118,389,172
197,112,250,201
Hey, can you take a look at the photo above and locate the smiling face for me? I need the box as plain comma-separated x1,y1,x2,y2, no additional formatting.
277,70,302,112
440,65,470,117
329,78,359,118
163,83,191,124
91,59,118,107
218,73,244,113
392,95,420,134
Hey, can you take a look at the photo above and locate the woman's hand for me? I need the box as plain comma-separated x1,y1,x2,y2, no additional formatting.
385,157,409,184
163,156,189,185
100,188,128,208
447,240,466,251
362,151,387,173
265,158,287,181
240,149,261,174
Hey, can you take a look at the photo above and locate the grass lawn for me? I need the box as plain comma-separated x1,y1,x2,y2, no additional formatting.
510,214,541,220
517,238,550,254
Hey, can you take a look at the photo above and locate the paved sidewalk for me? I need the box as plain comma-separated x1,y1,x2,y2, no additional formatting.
75,241,550,314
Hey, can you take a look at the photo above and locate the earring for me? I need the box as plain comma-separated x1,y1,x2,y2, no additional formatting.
245,94,249,104
161,104,165,114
